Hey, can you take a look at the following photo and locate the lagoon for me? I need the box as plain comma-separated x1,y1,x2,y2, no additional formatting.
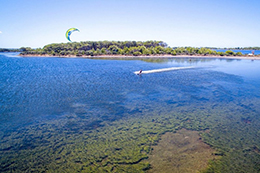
0,53,260,172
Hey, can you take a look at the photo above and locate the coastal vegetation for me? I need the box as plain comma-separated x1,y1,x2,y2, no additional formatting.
0,48,20,52
19,41,248,57
2,42,259,56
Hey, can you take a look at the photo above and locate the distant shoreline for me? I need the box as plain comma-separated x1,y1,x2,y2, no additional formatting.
20,54,260,60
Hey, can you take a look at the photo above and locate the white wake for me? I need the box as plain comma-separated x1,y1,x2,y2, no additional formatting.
134,66,195,74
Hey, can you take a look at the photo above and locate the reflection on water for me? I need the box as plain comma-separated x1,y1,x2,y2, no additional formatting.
0,54,260,172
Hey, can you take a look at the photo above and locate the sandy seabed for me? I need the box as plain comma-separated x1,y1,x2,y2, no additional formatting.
147,129,219,173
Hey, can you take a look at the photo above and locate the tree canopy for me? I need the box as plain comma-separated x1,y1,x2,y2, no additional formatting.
0,48,20,52
19,41,246,57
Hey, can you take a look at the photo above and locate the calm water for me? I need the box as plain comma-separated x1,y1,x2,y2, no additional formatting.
1,53,260,171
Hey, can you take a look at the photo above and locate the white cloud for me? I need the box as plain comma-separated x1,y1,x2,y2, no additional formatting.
0,31,2,34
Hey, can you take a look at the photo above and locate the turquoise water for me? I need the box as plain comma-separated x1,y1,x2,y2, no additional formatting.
1,53,260,172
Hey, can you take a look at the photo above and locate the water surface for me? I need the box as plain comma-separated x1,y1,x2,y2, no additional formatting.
1,53,260,172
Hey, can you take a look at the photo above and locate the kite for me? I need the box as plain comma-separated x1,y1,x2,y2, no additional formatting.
65,28,79,42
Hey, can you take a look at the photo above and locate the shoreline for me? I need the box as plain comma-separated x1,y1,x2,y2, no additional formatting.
20,54,260,60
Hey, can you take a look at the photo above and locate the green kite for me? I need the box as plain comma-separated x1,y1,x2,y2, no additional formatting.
65,28,79,42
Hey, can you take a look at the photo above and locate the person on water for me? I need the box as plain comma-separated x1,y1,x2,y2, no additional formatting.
138,69,142,75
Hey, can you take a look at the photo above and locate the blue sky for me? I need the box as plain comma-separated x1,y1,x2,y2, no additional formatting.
0,0,259,48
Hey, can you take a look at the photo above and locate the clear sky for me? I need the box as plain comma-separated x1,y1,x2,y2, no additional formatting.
0,0,259,48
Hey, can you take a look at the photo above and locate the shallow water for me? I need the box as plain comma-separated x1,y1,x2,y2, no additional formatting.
147,129,218,173
1,53,260,172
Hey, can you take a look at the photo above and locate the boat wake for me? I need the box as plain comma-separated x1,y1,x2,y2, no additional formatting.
134,66,195,74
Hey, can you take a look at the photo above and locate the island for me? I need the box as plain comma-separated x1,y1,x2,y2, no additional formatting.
19,41,260,60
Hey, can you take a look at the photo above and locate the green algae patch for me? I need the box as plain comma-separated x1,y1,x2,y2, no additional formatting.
1,98,260,172
0,115,179,172
147,129,219,173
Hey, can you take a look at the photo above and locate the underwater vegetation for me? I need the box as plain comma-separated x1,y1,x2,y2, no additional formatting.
1,56,260,172
1,97,260,172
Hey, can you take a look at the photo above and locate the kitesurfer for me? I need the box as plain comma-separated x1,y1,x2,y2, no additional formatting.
138,69,142,75
66,28,79,42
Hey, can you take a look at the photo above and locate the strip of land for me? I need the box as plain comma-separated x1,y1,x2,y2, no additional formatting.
18,41,260,60
20,54,260,60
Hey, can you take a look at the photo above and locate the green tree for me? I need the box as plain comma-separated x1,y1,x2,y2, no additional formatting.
236,52,242,56
133,51,141,56
165,47,173,54
155,46,165,54
108,45,120,54
217,51,226,56
225,50,235,56
143,49,151,55
171,50,177,55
